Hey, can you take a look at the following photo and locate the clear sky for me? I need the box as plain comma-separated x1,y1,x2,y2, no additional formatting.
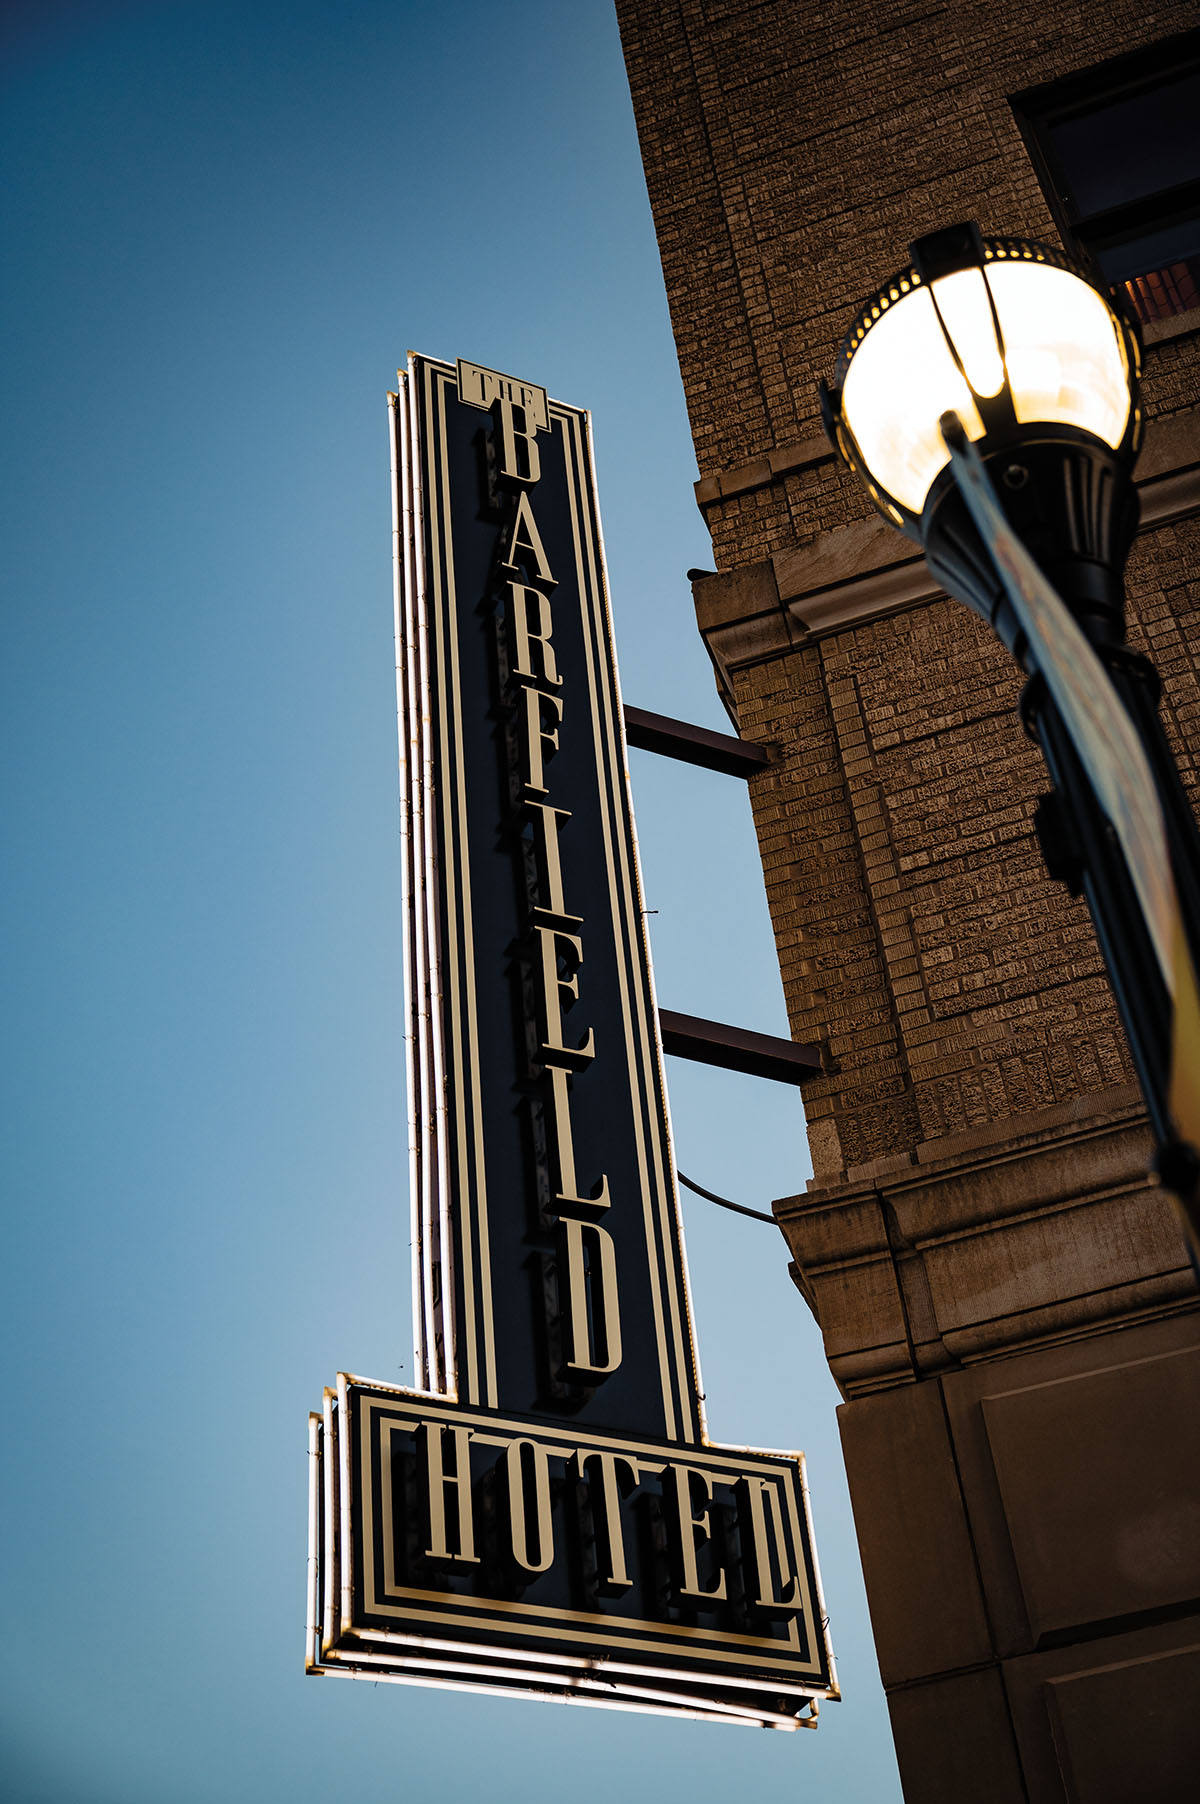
2,3,902,1798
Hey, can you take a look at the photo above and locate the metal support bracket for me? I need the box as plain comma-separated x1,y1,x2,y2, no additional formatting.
624,704,770,779
658,1008,821,1085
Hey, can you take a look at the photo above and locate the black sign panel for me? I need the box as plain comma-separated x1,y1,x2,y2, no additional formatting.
306,356,835,1727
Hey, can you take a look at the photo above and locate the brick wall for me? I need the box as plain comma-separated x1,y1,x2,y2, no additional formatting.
618,0,1198,507
618,0,1200,1180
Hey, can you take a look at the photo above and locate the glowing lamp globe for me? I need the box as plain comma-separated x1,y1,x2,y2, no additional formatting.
820,222,1144,660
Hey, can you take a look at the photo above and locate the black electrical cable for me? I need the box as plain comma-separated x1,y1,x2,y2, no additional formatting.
676,1170,775,1225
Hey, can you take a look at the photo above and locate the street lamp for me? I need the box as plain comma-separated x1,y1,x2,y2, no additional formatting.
820,219,1200,1248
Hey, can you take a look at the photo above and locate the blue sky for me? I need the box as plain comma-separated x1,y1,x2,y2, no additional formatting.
2,3,902,1797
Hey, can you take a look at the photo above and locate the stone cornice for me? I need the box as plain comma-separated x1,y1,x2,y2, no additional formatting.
693,404,1200,722
694,433,835,507
774,1087,1198,1398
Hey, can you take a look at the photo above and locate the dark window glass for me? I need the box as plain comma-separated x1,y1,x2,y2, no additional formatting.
1013,33,1200,325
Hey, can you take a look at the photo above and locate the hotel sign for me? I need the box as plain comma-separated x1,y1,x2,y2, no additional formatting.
305,355,835,1728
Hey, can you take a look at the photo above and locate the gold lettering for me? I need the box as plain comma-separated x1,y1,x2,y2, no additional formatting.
533,925,595,1067
545,1064,610,1211
456,360,548,428
520,688,562,799
561,1217,622,1377
491,396,541,486
505,1437,555,1574
526,802,580,928
507,582,561,688
420,1423,478,1565
669,1464,727,1602
574,1450,637,1591
501,491,555,586
740,1476,804,1615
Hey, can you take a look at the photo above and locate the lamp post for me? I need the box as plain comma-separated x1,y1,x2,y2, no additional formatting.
820,219,1200,1251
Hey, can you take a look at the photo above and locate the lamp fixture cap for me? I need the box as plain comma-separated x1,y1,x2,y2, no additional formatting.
910,221,987,284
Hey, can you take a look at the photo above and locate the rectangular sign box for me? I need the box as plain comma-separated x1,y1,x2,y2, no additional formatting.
305,355,836,1727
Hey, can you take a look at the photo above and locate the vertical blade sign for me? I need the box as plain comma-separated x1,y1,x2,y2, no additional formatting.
305,355,835,1728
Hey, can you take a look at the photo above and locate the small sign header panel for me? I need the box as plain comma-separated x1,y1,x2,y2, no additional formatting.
306,356,835,1726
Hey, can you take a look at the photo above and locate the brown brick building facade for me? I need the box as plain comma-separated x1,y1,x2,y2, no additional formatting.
616,3,1200,1798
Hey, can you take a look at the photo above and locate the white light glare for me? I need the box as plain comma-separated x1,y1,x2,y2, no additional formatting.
840,256,1131,517
841,287,984,516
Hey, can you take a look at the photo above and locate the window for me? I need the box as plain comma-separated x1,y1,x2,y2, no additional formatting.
1013,30,1200,326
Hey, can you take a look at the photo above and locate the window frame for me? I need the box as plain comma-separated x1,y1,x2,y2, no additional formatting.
1011,28,1200,305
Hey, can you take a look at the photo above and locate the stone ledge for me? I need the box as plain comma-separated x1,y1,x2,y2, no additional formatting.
694,432,835,506
1143,303,1200,348
691,404,1200,716
773,1091,1198,1397
1136,405,1200,480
